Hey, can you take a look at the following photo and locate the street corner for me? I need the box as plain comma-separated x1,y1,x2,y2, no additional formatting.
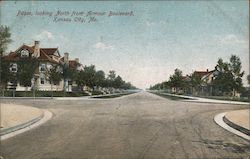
214,109,250,141
0,104,52,140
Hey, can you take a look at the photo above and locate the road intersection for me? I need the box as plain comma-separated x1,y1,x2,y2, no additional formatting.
1,91,249,159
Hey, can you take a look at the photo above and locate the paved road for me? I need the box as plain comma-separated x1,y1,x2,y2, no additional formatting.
1,91,249,159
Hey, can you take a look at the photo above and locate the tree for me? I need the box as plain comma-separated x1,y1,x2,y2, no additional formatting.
190,73,202,95
17,58,38,96
62,63,78,93
121,82,136,90
0,26,12,95
83,65,96,90
46,64,62,97
247,75,250,86
0,26,12,56
113,75,125,89
75,70,86,91
169,68,185,93
94,70,105,88
0,60,11,95
213,58,233,95
229,55,244,95
213,55,244,96
107,70,116,87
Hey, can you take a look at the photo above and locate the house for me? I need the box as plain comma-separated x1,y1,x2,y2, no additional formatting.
171,75,191,94
193,68,219,95
3,41,82,91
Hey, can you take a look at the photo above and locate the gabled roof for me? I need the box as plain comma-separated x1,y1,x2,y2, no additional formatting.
40,48,59,56
69,60,79,69
3,44,60,64
193,70,213,77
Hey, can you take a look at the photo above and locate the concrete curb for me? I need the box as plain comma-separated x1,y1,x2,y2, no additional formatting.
0,110,53,141
214,112,250,141
0,113,44,136
151,91,249,105
55,92,136,100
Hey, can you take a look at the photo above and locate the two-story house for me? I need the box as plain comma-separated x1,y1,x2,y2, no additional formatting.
3,41,82,91
193,68,219,95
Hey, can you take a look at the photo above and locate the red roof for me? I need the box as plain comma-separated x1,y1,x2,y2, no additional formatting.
193,70,215,78
69,60,79,68
194,71,210,77
3,44,60,64
40,48,59,56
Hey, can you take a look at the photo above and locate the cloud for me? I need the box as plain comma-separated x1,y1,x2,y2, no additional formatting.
146,20,155,27
93,42,114,50
35,30,54,40
219,34,247,45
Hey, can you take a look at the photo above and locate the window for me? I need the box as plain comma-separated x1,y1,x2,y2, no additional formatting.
21,49,29,57
10,63,17,72
40,64,46,72
40,78,45,84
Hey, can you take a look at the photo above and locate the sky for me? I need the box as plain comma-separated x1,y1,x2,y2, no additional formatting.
0,1,249,89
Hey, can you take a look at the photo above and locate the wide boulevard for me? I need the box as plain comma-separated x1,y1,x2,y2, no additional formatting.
1,91,249,159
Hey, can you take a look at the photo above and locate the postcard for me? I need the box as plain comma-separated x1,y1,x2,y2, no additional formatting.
0,1,249,159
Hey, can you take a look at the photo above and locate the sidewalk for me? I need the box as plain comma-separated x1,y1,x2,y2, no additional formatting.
0,104,44,137
214,109,250,140
159,92,249,105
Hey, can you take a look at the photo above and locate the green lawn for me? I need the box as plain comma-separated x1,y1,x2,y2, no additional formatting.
151,92,191,100
0,91,89,97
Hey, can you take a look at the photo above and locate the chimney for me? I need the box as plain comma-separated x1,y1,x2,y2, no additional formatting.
33,41,40,57
206,69,209,72
75,58,79,63
64,52,69,65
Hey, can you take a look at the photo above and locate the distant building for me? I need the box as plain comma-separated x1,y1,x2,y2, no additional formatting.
3,41,83,91
193,68,219,95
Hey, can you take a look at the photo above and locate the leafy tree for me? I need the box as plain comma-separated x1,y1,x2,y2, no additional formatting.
121,82,136,90
229,55,244,95
0,26,12,95
17,58,38,96
46,64,62,97
113,75,125,89
107,70,116,88
0,26,12,56
0,60,11,94
62,63,78,93
75,70,86,90
169,68,185,93
190,73,202,95
83,65,96,89
94,70,105,88
247,75,250,86
108,70,116,80
213,55,244,96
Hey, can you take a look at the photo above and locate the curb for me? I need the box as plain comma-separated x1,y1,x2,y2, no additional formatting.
0,113,44,136
55,92,136,100
214,112,250,141
223,116,250,136
151,92,249,105
0,110,53,141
